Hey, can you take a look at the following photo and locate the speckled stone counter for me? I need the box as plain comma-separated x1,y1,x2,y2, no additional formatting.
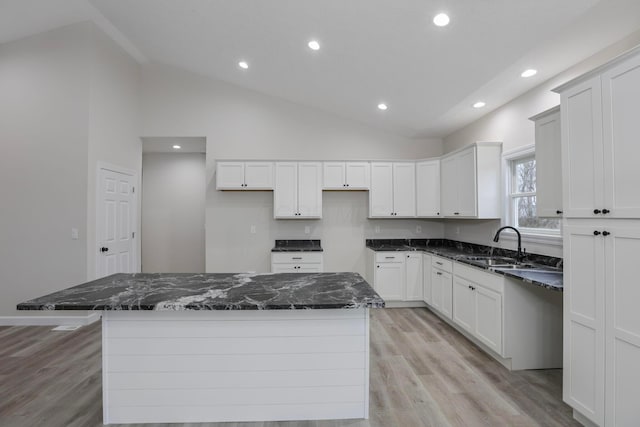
271,239,323,252
17,272,384,311
366,238,563,291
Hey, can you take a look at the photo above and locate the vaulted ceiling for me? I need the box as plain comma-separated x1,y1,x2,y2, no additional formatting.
3,0,640,138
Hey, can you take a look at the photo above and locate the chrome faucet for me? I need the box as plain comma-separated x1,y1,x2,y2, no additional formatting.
493,226,523,262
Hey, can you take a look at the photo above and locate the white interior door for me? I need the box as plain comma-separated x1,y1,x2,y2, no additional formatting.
98,167,136,278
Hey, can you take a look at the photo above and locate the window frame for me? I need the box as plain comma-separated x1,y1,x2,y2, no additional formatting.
502,145,562,246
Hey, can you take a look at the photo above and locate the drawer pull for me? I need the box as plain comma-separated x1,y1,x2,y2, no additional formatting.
436,272,442,276
435,261,443,265
385,256,395,259
292,257,302,260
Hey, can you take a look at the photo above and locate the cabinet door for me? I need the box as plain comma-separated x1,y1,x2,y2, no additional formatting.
563,222,605,425
422,254,432,304
405,253,423,301
216,162,245,189
369,163,394,217
440,271,453,319
475,285,502,355
604,225,640,426
416,160,440,217
244,162,274,189
345,162,370,189
561,76,604,218
297,162,322,218
374,261,405,301
535,109,563,217
274,162,298,218
452,276,475,333
456,147,477,217
323,162,345,189
393,163,416,217
602,54,640,218
431,269,443,312
440,155,458,217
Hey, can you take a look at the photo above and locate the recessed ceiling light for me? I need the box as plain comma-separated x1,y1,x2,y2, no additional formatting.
172,145,181,149
238,61,249,69
377,103,388,111
521,69,537,78
433,13,450,27
308,40,320,51
473,101,486,109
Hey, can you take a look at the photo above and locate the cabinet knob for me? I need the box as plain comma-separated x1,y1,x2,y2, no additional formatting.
377,265,380,268
593,209,601,214
556,210,563,215
593,231,601,236
437,212,440,216
346,183,349,187
454,212,460,215
436,272,442,276
602,209,610,214
602,231,610,236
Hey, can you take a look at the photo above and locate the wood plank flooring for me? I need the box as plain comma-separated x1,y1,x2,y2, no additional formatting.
0,308,579,427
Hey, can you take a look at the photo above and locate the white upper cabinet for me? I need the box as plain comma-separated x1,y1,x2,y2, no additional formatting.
602,53,640,218
216,161,274,190
416,160,440,217
323,162,370,190
531,106,562,217
369,162,416,218
440,143,501,218
558,50,640,219
274,162,322,219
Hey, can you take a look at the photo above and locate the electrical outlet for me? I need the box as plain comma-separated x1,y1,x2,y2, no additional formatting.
304,226,310,234
250,225,256,234
375,226,380,234
416,225,422,233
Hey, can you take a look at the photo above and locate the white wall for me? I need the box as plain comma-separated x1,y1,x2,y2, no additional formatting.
142,153,206,273
442,30,640,257
87,25,142,279
0,24,91,318
0,22,142,320
140,64,444,276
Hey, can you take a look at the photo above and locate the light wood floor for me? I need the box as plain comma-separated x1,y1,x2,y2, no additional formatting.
0,308,580,427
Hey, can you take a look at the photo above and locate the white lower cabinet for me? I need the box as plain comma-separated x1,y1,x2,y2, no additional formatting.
422,253,432,304
373,252,405,301
271,252,323,273
431,256,453,319
405,253,423,301
564,220,640,426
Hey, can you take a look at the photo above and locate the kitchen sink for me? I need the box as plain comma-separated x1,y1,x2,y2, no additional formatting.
461,256,518,267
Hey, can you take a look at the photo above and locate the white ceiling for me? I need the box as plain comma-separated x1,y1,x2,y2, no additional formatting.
3,0,640,139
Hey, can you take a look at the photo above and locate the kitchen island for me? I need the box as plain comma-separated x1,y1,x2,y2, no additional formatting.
18,272,384,425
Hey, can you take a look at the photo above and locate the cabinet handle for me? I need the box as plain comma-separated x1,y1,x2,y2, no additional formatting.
556,210,563,215
593,209,601,214
292,257,302,260
593,231,601,236
602,231,610,236
602,209,610,214
385,256,395,259
437,212,440,216
377,265,380,268
436,261,443,265
346,183,350,187
454,212,460,215
436,272,442,276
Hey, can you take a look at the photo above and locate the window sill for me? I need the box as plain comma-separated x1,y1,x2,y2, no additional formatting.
498,229,562,247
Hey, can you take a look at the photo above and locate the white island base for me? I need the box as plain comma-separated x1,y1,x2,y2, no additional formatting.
102,308,370,424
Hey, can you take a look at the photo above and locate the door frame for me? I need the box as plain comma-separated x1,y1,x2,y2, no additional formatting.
96,162,139,278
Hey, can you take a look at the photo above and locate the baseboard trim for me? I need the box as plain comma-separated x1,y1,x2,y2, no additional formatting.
383,301,427,308
0,312,101,326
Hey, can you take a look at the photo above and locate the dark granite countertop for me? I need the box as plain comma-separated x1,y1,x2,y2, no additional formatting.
17,272,384,311
366,239,563,292
272,240,323,252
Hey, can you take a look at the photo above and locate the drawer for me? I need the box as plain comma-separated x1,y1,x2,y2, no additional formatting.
375,252,404,263
432,256,453,273
453,262,504,294
271,252,323,264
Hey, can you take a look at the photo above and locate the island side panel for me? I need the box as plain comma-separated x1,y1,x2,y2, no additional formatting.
102,309,369,424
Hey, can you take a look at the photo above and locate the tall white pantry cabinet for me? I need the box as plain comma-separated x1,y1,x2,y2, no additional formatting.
555,47,640,427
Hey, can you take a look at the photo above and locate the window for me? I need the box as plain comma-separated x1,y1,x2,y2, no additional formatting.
507,152,560,235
